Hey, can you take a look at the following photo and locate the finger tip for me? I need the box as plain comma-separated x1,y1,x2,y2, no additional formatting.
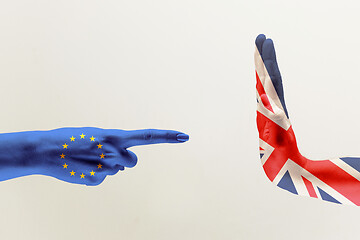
255,34,266,54
176,133,189,143
264,38,274,47
256,34,266,41
119,149,138,168
126,150,138,167
262,39,276,60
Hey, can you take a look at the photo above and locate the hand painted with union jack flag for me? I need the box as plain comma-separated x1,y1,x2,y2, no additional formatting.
255,34,360,206
0,128,189,186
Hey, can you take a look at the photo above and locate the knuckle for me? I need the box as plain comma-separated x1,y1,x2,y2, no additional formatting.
143,130,153,141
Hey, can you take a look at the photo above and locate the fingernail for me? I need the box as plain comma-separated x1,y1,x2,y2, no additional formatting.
176,133,189,142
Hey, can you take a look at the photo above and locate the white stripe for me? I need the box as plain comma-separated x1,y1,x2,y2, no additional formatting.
272,161,289,186
288,170,309,197
255,48,285,114
330,158,360,182
255,49,291,130
313,184,321,199
256,91,291,130
258,138,274,166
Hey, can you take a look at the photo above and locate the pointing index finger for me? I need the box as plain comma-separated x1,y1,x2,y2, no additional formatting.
121,129,189,148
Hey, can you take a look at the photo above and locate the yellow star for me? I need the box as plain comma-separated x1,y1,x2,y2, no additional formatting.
90,171,95,176
97,163,102,169
80,173,85,179
60,153,65,159
70,170,75,176
80,133,85,139
97,143,103,149
63,143,68,149
63,163,68,169
100,153,105,159
70,136,75,141
90,136,95,141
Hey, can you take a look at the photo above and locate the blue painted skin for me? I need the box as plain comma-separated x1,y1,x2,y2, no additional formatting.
0,128,189,186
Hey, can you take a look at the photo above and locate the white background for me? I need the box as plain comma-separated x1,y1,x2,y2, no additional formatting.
0,0,358,239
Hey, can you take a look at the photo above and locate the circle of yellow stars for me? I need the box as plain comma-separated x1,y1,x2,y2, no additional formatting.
59,133,105,179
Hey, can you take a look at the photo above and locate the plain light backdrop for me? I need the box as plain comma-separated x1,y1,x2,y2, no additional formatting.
0,0,359,239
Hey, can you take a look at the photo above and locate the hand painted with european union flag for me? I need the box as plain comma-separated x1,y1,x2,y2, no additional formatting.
0,128,189,186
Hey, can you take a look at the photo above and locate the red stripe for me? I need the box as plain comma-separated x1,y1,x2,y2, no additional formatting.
302,176,317,198
256,71,274,113
257,111,294,181
263,149,288,181
302,160,360,205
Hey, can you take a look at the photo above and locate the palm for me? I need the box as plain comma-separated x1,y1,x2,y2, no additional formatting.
255,34,303,168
